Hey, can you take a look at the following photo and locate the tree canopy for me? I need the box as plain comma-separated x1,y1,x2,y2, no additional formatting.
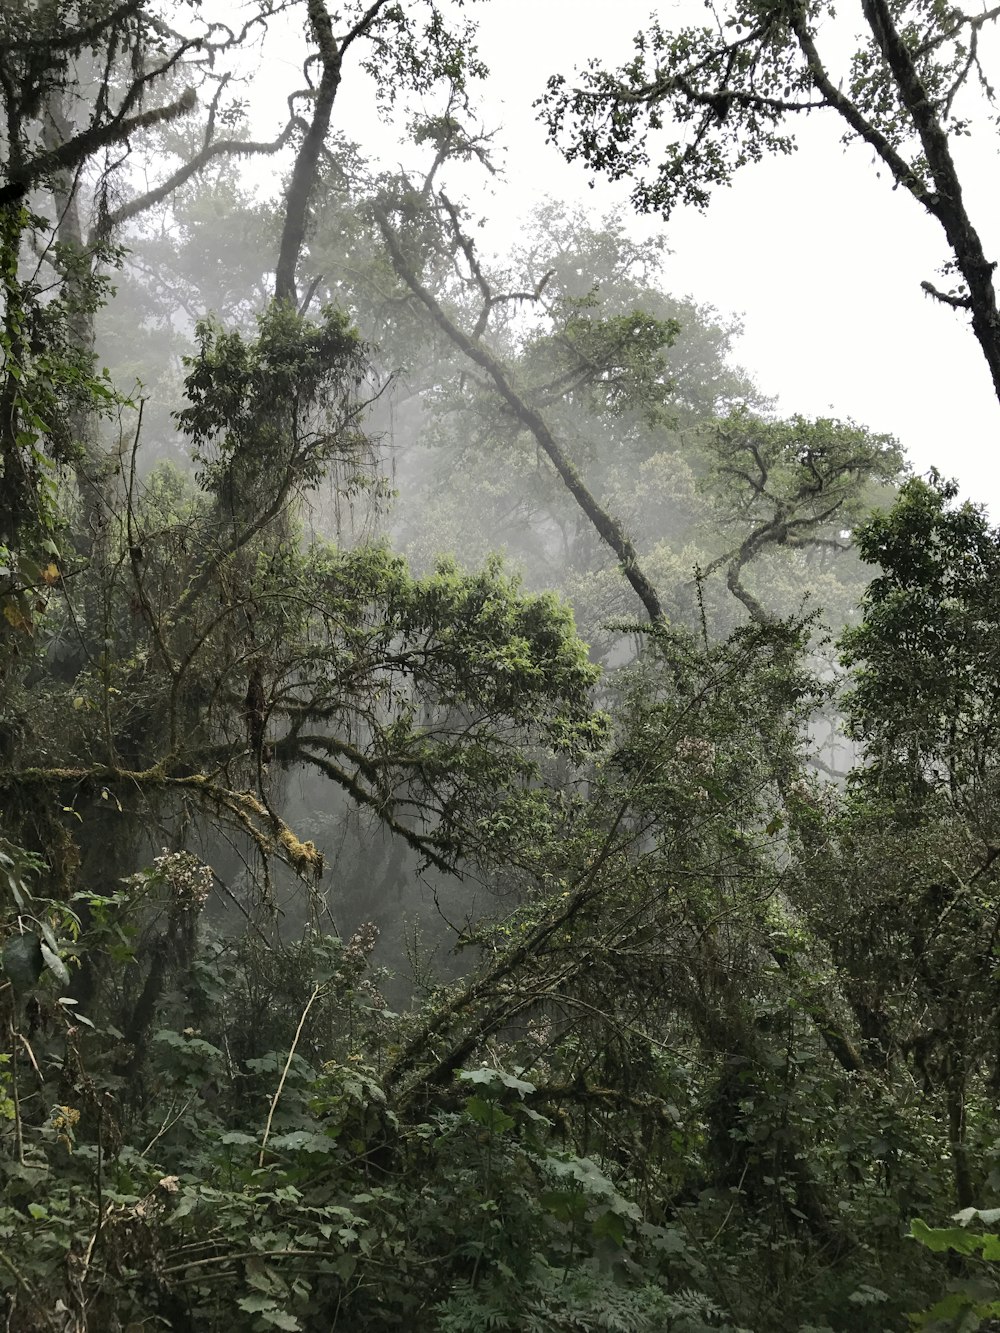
1,3,999,1331
541,0,1000,406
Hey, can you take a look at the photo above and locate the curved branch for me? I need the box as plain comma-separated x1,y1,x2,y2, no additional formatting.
286,742,456,875
373,203,664,624
0,1,143,54
0,88,198,208
103,122,296,234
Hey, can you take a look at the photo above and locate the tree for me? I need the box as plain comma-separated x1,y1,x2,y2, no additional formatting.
366,182,901,644
540,0,1000,409
0,0,600,1096
0,0,485,594
0,0,277,561
1,9,984,1331
371,183,670,624
842,471,1000,800
782,474,1000,1212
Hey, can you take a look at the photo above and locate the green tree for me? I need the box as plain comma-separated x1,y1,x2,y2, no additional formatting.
842,472,1000,800
540,0,1000,407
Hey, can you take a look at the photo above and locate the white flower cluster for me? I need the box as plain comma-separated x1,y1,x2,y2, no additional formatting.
674,736,717,776
146,850,213,909
344,921,379,967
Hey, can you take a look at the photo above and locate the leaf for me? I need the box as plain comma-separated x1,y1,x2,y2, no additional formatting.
517,1104,551,1125
168,1193,199,1222
2,598,32,633
459,1066,535,1096
911,1217,985,1256
40,943,70,987
244,1256,278,1293
325,1253,354,1282
38,921,59,956
268,1130,337,1154
540,1189,588,1223
592,1209,626,1246
847,1284,888,1305
260,1312,301,1331
464,1096,515,1135
237,1296,278,1315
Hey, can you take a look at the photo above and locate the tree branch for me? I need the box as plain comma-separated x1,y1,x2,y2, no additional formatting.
920,279,973,310
0,88,198,208
373,202,664,624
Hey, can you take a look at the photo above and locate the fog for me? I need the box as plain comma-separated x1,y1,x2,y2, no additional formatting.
8,6,1000,1326
83,23,900,989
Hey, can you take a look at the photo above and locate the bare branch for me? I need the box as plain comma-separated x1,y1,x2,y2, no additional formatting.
921,279,973,310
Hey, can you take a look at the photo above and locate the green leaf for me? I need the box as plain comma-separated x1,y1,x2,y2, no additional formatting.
459,1067,535,1096
847,1284,888,1305
592,1209,626,1245
540,1189,588,1223
911,1217,985,1256
40,942,70,987
237,1295,277,1314
268,1130,337,1154
330,1253,356,1281
464,1096,515,1134
261,1313,301,1331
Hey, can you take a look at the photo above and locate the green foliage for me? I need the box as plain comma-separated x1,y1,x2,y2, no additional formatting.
177,303,368,503
4,8,996,1332
538,0,990,219
0,203,122,634
539,0,1000,413
842,472,1000,798
522,304,681,428
541,10,808,216
704,412,903,537
910,1211,1000,1330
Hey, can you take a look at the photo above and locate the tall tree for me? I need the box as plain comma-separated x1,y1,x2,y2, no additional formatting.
540,0,1000,409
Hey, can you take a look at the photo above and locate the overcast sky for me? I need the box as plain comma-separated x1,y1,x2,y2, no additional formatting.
240,0,1000,509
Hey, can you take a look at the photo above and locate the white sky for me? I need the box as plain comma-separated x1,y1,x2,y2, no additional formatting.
233,0,1000,509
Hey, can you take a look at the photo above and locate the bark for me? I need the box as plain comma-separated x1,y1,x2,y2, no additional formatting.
0,89,198,208
274,0,343,305
384,805,634,1099
42,99,113,553
946,1065,974,1209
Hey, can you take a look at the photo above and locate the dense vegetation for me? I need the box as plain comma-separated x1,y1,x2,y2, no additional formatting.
2,2,1000,1329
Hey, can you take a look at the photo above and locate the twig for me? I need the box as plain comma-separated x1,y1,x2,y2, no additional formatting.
142,1096,194,1157
920,279,973,309
258,982,323,1167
